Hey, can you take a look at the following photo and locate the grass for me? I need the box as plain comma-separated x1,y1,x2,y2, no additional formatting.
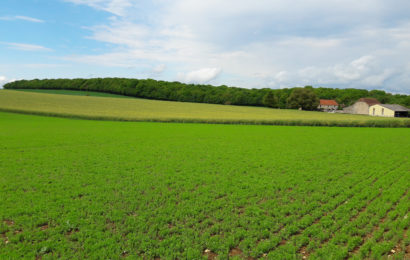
0,90,409,127
0,112,409,259
12,89,134,98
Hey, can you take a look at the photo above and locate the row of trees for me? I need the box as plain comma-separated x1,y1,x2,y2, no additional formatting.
4,78,410,110
263,88,319,110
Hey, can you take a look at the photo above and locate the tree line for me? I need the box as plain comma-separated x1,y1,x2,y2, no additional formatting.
4,78,410,109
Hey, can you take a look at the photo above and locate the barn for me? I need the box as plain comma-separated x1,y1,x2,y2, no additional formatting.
369,104,410,117
318,99,339,111
343,98,381,115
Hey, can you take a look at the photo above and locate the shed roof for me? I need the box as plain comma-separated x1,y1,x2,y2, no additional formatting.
358,98,381,106
320,99,338,106
376,104,410,112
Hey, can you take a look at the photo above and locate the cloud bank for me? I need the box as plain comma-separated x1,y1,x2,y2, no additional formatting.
60,1,410,93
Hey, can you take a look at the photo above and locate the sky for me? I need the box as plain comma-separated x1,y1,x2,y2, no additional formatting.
1,0,410,94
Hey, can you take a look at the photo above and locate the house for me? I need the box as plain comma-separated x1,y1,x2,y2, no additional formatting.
369,104,410,117
343,98,381,115
318,99,338,111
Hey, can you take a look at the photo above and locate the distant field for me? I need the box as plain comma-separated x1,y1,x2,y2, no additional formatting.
0,90,409,127
13,89,134,98
0,112,409,259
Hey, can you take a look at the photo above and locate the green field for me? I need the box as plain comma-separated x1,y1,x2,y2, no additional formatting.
1,112,409,259
13,89,134,98
0,90,409,127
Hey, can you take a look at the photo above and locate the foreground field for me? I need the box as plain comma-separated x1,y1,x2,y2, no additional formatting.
0,90,409,127
0,112,409,259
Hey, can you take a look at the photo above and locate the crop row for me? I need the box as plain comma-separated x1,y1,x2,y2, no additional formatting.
0,112,409,259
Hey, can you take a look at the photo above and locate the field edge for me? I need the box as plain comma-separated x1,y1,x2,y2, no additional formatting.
1,108,408,128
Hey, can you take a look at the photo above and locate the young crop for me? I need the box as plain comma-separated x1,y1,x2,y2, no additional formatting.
0,111,409,259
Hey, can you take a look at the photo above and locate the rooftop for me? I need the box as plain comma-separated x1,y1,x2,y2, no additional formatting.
320,99,338,106
358,98,381,106
376,104,410,111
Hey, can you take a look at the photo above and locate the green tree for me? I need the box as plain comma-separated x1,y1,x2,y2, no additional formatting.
287,87,319,110
4,78,409,108
262,91,278,108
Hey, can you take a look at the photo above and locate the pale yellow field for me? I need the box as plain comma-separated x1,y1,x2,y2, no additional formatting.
0,90,408,126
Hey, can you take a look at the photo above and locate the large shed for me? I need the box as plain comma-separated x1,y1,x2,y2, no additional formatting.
369,104,410,117
343,98,381,115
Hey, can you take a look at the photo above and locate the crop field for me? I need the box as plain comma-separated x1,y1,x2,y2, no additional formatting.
1,90,409,127
0,111,409,259
13,89,134,98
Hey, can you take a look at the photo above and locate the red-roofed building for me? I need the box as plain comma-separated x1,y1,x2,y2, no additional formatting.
318,99,339,111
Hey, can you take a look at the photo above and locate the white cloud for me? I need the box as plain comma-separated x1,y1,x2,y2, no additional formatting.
64,0,133,16
277,37,342,49
15,16,44,23
0,76,12,88
178,68,221,84
265,56,396,88
59,0,410,93
64,52,142,67
0,15,44,23
1,42,52,52
152,64,166,74
85,21,149,47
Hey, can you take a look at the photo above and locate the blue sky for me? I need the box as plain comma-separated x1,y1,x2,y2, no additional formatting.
1,0,410,94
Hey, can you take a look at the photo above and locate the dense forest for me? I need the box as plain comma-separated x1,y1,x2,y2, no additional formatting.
4,78,410,109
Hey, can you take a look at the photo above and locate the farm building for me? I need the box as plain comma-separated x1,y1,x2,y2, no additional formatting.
369,104,410,117
318,99,338,111
343,98,381,115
